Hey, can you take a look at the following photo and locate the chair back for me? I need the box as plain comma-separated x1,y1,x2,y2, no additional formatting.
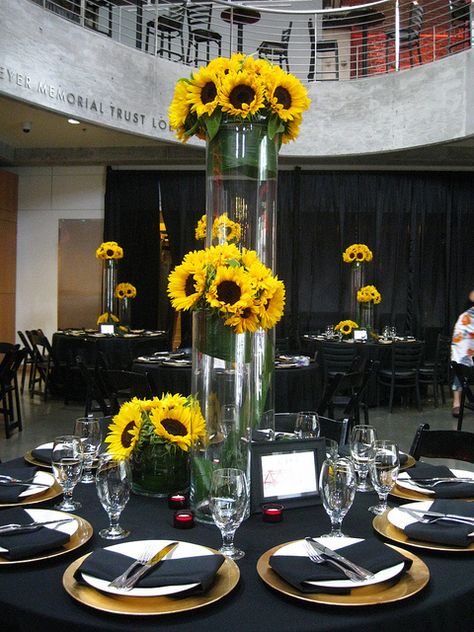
409,2,424,34
187,3,213,30
320,342,359,374
160,2,186,29
390,341,424,372
434,334,452,378
18,331,34,358
410,423,474,463
281,21,293,45
449,0,470,24
274,412,348,447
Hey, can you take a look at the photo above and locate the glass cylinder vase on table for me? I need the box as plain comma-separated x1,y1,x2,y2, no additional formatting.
350,262,365,322
102,259,118,317
358,301,374,332
130,441,189,498
118,297,132,328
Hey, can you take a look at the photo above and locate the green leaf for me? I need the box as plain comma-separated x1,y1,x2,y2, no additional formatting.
204,110,222,141
267,114,285,141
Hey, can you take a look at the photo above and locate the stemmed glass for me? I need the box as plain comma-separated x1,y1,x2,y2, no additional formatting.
350,425,377,491
368,441,400,514
319,457,356,537
95,453,131,540
51,435,84,511
74,417,102,484
209,468,248,560
294,411,320,439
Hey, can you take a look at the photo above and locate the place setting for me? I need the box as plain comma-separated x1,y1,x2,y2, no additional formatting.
0,462,61,507
390,461,474,501
256,454,429,606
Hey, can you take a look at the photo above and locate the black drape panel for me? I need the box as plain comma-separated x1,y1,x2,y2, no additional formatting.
105,168,474,354
104,169,161,330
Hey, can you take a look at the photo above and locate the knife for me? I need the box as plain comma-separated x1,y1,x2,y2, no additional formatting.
306,538,375,580
121,542,179,591
0,518,75,534
402,478,474,484
0,480,51,488
398,506,474,525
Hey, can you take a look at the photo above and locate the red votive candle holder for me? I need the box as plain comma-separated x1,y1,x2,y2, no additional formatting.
168,493,188,510
262,504,284,523
174,510,194,529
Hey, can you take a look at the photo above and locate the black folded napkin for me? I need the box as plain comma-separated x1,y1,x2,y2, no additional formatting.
404,463,474,498
0,508,70,560
338,446,409,467
74,548,225,595
31,446,52,465
0,465,39,503
269,539,412,594
404,500,474,547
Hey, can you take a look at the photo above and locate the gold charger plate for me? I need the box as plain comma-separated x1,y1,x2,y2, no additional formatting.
0,479,62,508
400,454,416,471
390,483,474,502
256,541,429,606
0,514,93,565
24,450,51,470
373,511,474,553
63,547,240,616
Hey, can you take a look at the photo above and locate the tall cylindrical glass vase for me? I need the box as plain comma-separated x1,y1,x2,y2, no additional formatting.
102,259,118,316
350,262,365,322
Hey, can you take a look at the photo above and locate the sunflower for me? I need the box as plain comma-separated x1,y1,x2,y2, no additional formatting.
342,243,373,263
188,67,220,118
105,400,143,459
258,278,285,329
211,213,241,243
357,285,381,304
241,248,260,269
168,79,192,131
115,282,137,299
247,260,273,293
282,113,302,144
97,312,119,324
168,257,206,311
335,320,359,336
96,241,123,260
149,403,194,452
266,68,311,122
225,304,260,333
205,243,241,268
207,265,254,314
195,214,207,240
218,71,265,118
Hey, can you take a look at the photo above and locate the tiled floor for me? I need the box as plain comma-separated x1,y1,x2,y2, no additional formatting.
1,385,472,466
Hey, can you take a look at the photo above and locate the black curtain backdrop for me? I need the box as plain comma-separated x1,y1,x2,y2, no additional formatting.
104,168,474,354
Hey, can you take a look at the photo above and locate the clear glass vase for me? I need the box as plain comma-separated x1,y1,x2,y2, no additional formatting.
358,302,375,332
102,259,118,316
118,297,132,328
131,442,189,497
350,262,365,322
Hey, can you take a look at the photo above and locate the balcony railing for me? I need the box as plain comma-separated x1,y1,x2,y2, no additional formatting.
29,0,473,81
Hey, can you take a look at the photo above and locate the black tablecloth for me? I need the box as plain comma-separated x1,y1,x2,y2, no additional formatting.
133,361,322,413
1,457,474,632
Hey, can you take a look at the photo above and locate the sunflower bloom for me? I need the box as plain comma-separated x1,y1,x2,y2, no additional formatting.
225,305,260,333
188,67,220,118
195,214,207,240
258,278,285,329
212,213,241,243
266,68,311,122
218,71,265,118
149,404,193,452
168,79,192,131
105,400,143,459
168,259,206,311
207,265,254,314
335,320,359,336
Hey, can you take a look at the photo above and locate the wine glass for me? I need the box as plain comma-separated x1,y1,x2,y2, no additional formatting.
294,411,320,439
74,417,102,484
368,441,400,514
95,453,131,540
382,326,390,340
51,435,84,511
319,457,356,537
350,424,377,492
209,468,248,560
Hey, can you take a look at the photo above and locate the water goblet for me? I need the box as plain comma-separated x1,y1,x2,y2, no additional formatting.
51,434,84,511
319,457,356,537
95,453,131,540
350,424,377,491
74,416,102,484
324,438,339,461
294,411,320,439
368,441,400,514
382,326,390,340
389,326,397,340
209,468,248,560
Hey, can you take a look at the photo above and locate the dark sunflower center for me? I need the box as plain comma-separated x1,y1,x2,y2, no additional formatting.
201,81,217,104
185,274,195,297
217,280,241,305
121,421,135,448
162,418,187,436
274,86,291,109
229,84,255,109
106,248,115,257
242,307,252,319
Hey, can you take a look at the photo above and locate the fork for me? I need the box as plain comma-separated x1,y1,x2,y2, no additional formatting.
303,539,362,582
108,544,155,589
402,478,474,488
402,508,474,527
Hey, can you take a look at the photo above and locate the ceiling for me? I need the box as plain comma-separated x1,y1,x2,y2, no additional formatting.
2,93,474,170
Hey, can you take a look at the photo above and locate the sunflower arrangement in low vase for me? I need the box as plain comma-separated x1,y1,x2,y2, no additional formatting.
335,320,359,339
114,282,137,329
105,393,207,497
357,285,382,332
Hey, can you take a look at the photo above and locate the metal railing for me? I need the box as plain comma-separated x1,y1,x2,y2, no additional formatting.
28,0,473,81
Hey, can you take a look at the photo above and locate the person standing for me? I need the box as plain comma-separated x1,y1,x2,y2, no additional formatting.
451,290,474,417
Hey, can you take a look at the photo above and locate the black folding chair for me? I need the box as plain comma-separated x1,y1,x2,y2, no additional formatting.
409,423,474,464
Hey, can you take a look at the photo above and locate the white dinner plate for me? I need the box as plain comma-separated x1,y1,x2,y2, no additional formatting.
397,468,474,495
80,540,213,597
0,507,79,553
13,470,55,499
387,500,474,536
162,360,191,368
272,537,405,589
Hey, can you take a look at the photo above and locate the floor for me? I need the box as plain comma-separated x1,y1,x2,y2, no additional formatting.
2,382,472,467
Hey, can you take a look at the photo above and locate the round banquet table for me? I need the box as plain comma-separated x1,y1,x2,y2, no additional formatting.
132,360,322,413
1,456,474,632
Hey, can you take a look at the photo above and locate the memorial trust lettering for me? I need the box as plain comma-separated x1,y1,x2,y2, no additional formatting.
0,65,170,131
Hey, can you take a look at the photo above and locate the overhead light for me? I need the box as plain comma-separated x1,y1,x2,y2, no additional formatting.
68,118,80,125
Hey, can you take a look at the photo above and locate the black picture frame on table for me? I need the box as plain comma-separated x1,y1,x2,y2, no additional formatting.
250,438,325,513
353,329,368,342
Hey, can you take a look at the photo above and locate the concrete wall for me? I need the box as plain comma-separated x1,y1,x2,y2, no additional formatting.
14,166,105,340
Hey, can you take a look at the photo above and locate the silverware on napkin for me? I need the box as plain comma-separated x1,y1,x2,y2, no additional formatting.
304,538,375,580
120,542,179,591
0,518,75,535
398,506,474,526
401,477,474,488
0,480,50,489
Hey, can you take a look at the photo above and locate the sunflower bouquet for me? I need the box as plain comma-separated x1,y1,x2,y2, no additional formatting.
114,283,137,299
342,244,373,264
168,53,310,144
335,320,359,337
357,285,382,304
167,243,285,335
96,241,123,260
195,213,241,243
